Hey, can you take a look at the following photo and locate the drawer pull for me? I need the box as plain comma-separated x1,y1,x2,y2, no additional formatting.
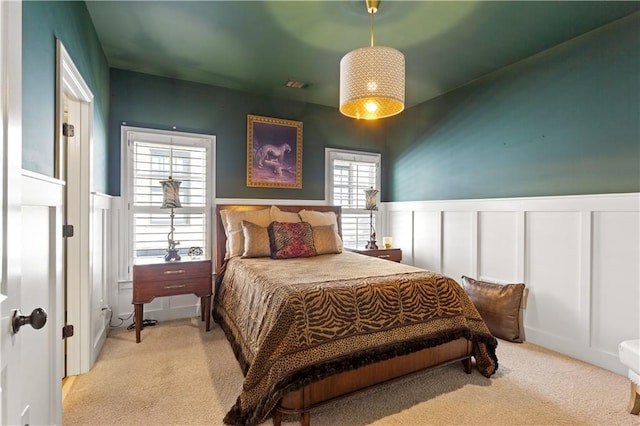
163,269,185,275
377,255,391,259
164,284,186,289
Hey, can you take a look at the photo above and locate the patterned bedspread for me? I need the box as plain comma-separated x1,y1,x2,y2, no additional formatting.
213,251,498,425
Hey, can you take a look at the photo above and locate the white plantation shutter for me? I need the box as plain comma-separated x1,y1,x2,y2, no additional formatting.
326,149,381,249
127,129,211,261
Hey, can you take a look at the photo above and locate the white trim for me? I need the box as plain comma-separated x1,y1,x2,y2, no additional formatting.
214,198,326,205
55,41,93,180
21,169,66,187
57,40,95,376
385,192,639,212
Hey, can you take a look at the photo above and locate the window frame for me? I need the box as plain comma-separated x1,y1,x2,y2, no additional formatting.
120,126,215,280
325,148,382,250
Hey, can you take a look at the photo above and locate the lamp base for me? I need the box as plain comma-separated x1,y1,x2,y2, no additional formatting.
165,248,181,262
365,240,378,250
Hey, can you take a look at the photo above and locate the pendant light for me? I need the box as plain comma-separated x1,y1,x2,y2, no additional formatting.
340,0,405,120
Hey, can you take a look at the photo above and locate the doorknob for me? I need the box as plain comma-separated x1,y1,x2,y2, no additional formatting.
11,308,47,334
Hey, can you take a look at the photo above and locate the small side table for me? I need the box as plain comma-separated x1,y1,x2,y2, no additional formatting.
349,247,402,263
132,258,212,343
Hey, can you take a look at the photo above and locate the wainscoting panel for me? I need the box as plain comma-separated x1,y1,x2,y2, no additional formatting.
388,210,413,263
442,212,474,283
90,194,114,365
591,211,640,355
383,193,639,375
478,212,519,283
413,211,441,271
525,212,582,343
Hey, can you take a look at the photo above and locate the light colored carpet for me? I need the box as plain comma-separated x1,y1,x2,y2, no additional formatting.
63,317,638,426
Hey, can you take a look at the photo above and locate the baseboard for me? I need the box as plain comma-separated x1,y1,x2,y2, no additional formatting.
525,326,626,376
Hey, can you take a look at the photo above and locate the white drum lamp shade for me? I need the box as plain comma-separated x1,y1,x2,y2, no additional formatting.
340,46,405,120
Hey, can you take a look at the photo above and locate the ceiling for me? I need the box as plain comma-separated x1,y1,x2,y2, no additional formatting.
85,1,640,109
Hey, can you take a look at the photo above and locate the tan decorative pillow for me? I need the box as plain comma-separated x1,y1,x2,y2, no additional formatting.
461,275,526,342
270,205,301,223
220,208,271,258
298,209,343,251
241,220,271,258
313,225,342,255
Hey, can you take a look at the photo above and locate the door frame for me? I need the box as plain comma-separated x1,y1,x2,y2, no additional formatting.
56,40,94,376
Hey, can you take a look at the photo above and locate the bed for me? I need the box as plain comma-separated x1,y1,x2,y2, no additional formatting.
213,204,498,426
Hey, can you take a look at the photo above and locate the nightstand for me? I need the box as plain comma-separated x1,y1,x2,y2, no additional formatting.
349,248,402,263
132,258,213,343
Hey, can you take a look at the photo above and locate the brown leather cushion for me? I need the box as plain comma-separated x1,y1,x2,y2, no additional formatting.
461,275,525,342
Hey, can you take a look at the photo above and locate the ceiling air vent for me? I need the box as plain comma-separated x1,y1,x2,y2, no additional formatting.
285,80,308,89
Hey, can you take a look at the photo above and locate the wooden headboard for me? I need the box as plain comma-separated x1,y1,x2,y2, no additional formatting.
214,204,342,273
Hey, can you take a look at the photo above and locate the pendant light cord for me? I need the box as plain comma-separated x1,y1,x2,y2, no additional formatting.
370,9,375,47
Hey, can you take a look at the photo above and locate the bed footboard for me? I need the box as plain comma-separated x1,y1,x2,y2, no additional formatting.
273,338,473,426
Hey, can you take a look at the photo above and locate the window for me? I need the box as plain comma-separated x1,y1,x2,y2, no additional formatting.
123,127,214,267
326,149,381,249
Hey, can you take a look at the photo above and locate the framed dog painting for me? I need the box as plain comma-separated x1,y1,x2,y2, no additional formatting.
246,114,302,188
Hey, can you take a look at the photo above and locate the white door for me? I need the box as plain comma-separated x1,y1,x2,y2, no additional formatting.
0,1,63,425
20,187,64,425
0,2,23,423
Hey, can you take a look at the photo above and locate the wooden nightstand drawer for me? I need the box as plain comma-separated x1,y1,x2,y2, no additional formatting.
133,260,211,283
132,276,211,302
349,248,402,262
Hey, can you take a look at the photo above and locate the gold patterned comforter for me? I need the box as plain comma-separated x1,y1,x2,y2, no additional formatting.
213,251,498,425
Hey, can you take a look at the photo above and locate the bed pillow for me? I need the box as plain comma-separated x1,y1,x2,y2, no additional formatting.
298,209,343,251
313,225,342,255
241,220,271,258
461,275,526,342
220,208,272,259
268,221,317,259
270,205,301,223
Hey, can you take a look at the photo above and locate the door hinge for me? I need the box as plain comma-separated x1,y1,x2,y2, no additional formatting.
62,123,75,137
62,324,74,339
62,224,74,238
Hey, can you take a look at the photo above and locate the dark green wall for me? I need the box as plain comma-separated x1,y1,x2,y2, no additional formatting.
387,13,640,201
24,2,639,201
108,70,386,198
23,1,110,192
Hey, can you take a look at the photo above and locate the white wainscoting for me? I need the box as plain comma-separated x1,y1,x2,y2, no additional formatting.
90,193,115,365
20,174,117,374
382,193,639,375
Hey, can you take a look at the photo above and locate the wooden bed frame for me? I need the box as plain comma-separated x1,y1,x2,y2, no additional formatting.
214,204,474,426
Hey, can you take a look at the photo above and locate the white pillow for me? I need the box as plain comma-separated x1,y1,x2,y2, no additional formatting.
220,208,271,258
270,205,301,223
298,209,343,251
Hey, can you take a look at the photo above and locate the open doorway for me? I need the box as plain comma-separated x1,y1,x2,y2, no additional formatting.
55,40,97,388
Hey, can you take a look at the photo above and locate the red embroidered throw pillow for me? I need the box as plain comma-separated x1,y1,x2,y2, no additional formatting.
268,221,317,259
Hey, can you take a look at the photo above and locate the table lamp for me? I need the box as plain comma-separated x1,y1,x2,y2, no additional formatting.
160,176,182,261
364,187,379,249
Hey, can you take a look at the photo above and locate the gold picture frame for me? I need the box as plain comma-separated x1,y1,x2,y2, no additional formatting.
247,114,303,189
